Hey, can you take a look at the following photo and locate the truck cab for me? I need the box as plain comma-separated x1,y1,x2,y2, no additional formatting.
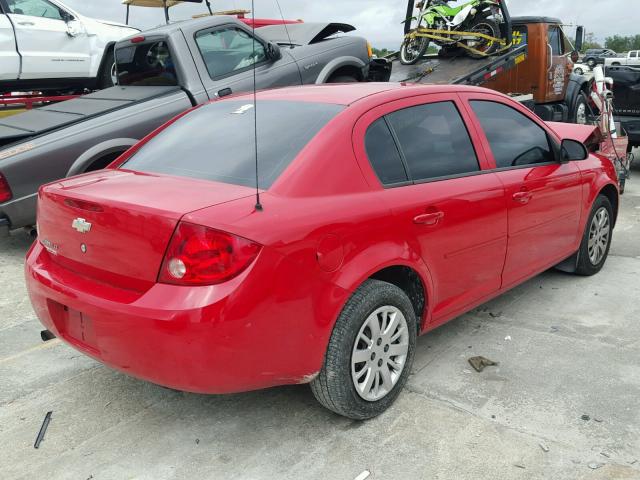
0,0,138,92
605,50,640,68
485,17,590,124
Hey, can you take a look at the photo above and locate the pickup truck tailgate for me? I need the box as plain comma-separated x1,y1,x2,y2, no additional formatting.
0,86,181,147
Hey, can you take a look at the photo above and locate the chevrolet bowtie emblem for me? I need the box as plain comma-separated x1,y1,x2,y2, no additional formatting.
72,218,92,234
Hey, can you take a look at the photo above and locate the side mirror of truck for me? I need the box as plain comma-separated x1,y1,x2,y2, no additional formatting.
266,42,282,61
561,139,588,161
575,26,584,53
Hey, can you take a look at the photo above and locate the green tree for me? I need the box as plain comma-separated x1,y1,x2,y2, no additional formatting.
581,32,602,53
605,34,640,53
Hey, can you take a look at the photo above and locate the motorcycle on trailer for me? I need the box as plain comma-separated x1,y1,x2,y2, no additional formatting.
400,0,509,65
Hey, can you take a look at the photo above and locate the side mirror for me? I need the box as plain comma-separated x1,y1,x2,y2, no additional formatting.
575,25,584,52
266,42,281,61
61,10,74,23
561,139,588,161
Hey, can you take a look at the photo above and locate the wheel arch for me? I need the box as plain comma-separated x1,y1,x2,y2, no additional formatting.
566,74,592,118
66,138,138,177
599,183,619,228
96,42,117,80
316,57,366,84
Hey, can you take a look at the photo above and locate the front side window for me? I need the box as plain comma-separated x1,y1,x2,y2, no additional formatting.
470,101,554,168
195,27,266,79
115,41,178,87
385,102,480,182
631,51,638,58
7,0,63,19
548,26,563,56
122,100,343,189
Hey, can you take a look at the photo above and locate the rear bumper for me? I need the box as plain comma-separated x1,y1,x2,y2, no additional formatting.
25,241,349,394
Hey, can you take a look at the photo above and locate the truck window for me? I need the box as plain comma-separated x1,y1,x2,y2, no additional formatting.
512,25,528,47
6,0,63,20
631,51,638,58
115,41,178,87
548,26,563,56
195,26,266,79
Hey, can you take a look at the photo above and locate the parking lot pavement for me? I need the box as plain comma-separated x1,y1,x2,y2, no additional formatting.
1,159,639,480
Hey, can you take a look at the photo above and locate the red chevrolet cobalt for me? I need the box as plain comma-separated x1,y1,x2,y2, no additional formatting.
26,83,618,419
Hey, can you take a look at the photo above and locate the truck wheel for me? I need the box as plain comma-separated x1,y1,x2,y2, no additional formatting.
574,195,613,276
573,93,589,124
586,58,596,68
98,48,116,89
310,279,417,420
466,16,500,59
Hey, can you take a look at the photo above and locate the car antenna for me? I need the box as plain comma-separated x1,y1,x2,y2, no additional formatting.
251,0,262,212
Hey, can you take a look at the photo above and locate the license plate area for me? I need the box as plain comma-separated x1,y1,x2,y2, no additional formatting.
48,300,100,354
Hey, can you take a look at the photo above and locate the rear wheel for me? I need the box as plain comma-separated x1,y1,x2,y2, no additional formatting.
400,35,430,65
466,16,501,59
575,195,613,276
311,279,417,419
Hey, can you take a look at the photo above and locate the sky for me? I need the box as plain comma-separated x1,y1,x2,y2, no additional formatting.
61,0,638,50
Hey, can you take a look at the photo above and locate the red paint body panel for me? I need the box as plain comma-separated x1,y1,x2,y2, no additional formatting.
25,83,619,394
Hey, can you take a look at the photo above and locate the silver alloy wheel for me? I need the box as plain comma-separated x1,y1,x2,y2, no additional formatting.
576,102,587,124
351,306,409,402
588,207,610,265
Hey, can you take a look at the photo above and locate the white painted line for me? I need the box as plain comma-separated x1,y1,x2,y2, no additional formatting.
0,339,60,364
354,471,371,480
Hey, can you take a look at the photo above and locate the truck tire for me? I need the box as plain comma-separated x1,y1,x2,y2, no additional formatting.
467,16,501,59
586,58,596,68
310,279,417,420
573,92,589,124
98,48,117,89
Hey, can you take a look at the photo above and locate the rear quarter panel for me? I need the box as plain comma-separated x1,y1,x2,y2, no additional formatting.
291,37,368,84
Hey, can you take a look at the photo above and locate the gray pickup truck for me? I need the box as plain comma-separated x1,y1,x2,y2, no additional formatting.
0,15,378,232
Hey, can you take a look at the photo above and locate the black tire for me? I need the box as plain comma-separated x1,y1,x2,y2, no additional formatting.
97,47,116,89
400,36,430,65
575,195,614,276
586,58,596,68
310,279,417,420
573,92,589,124
327,75,359,83
466,15,501,59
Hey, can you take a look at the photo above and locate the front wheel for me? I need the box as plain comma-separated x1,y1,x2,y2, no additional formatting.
311,279,417,419
575,195,614,276
573,92,589,124
400,35,430,65
586,58,596,68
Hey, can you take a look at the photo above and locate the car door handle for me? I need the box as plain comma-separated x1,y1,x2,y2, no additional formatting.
17,21,35,26
217,88,232,97
413,211,444,226
513,191,533,204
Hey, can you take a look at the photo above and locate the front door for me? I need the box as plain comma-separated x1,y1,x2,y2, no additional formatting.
6,0,90,79
464,95,582,287
190,24,301,99
546,24,571,103
0,9,20,80
356,94,508,322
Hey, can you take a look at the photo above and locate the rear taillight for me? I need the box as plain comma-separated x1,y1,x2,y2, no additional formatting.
159,222,262,286
0,173,12,203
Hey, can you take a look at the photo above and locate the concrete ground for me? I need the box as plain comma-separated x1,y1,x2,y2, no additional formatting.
1,157,639,480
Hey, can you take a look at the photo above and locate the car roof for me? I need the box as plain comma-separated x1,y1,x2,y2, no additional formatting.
226,83,496,106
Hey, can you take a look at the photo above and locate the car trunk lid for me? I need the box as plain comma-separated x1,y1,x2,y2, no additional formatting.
37,169,255,291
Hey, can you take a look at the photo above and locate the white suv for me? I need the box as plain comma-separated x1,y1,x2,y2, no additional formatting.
0,0,139,92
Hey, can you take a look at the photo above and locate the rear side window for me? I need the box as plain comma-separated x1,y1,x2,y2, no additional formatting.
115,41,178,86
386,102,480,182
122,100,343,189
470,101,554,168
365,119,408,185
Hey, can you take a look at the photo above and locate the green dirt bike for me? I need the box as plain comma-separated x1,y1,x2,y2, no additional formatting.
400,0,505,65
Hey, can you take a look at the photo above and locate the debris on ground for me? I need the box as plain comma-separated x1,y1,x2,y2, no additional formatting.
581,414,591,421
354,471,371,480
468,356,499,372
34,411,53,449
588,462,604,470
550,326,559,333
594,417,603,423
539,442,550,453
513,463,526,469
195,439,200,445
489,311,502,318
504,335,512,341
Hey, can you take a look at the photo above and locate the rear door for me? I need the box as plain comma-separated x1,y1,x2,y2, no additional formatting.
354,94,508,323
189,23,301,99
0,3,20,80
462,93,582,288
5,0,90,79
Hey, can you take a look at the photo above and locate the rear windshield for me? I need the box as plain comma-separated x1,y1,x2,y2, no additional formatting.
122,100,344,188
115,40,178,86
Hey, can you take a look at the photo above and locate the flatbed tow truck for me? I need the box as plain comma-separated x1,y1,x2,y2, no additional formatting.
393,1,590,124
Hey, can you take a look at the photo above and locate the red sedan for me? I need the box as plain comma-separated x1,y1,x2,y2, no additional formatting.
25,83,618,419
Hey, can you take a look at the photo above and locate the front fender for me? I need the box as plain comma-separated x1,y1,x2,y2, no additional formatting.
67,138,138,177
315,56,366,84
